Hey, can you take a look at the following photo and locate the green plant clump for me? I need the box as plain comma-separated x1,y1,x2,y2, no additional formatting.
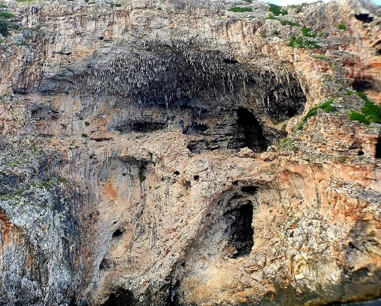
349,112,370,125
0,12,14,19
338,24,347,30
268,3,288,16
350,92,381,124
361,100,381,124
288,36,320,49
229,7,253,13
303,99,336,123
267,15,300,26
81,133,88,138
280,137,296,151
301,27,316,37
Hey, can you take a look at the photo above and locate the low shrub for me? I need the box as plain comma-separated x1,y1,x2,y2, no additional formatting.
288,36,320,49
0,12,14,19
229,7,253,12
268,3,288,16
349,112,370,125
267,15,300,27
338,24,347,30
303,99,336,123
0,19,9,36
301,27,316,37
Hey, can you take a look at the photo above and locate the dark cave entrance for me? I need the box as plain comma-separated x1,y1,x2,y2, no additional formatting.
354,13,374,23
229,108,268,152
101,288,137,306
376,138,381,159
224,203,254,258
352,78,373,91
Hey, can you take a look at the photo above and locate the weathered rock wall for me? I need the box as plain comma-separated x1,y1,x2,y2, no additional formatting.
0,0,380,305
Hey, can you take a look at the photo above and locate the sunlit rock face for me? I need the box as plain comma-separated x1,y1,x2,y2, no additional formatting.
0,0,381,305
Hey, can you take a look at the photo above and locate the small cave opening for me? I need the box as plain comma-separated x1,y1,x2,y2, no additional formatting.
223,58,239,64
354,14,374,23
99,258,111,270
241,186,258,194
116,121,167,133
165,283,180,306
352,78,373,91
112,229,124,238
376,138,381,158
228,108,268,152
101,288,137,306
224,203,254,258
182,123,208,135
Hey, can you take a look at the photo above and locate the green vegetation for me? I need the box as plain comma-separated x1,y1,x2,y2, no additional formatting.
81,133,88,138
359,97,381,124
6,160,22,167
349,112,370,125
242,0,252,2
338,24,347,30
267,14,300,26
312,54,328,60
288,36,320,49
272,30,281,36
301,27,316,37
0,20,9,37
0,12,14,19
85,121,90,127
229,7,253,13
348,92,381,125
339,156,347,163
345,90,354,96
268,3,288,16
280,137,296,151
0,6,14,37
303,100,336,122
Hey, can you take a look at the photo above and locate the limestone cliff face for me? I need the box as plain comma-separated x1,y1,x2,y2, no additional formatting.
0,0,380,305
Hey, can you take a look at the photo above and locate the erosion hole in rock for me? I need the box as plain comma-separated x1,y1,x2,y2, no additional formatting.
112,229,123,237
376,138,381,158
352,78,373,91
354,14,374,23
166,284,180,306
183,123,208,135
115,121,166,133
99,258,111,270
358,149,364,156
101,288,137,306
241,186,258,194
228,108,268,152
224,203,254,258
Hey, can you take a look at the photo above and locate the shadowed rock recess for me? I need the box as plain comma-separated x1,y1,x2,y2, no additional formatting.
0,0,381,305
